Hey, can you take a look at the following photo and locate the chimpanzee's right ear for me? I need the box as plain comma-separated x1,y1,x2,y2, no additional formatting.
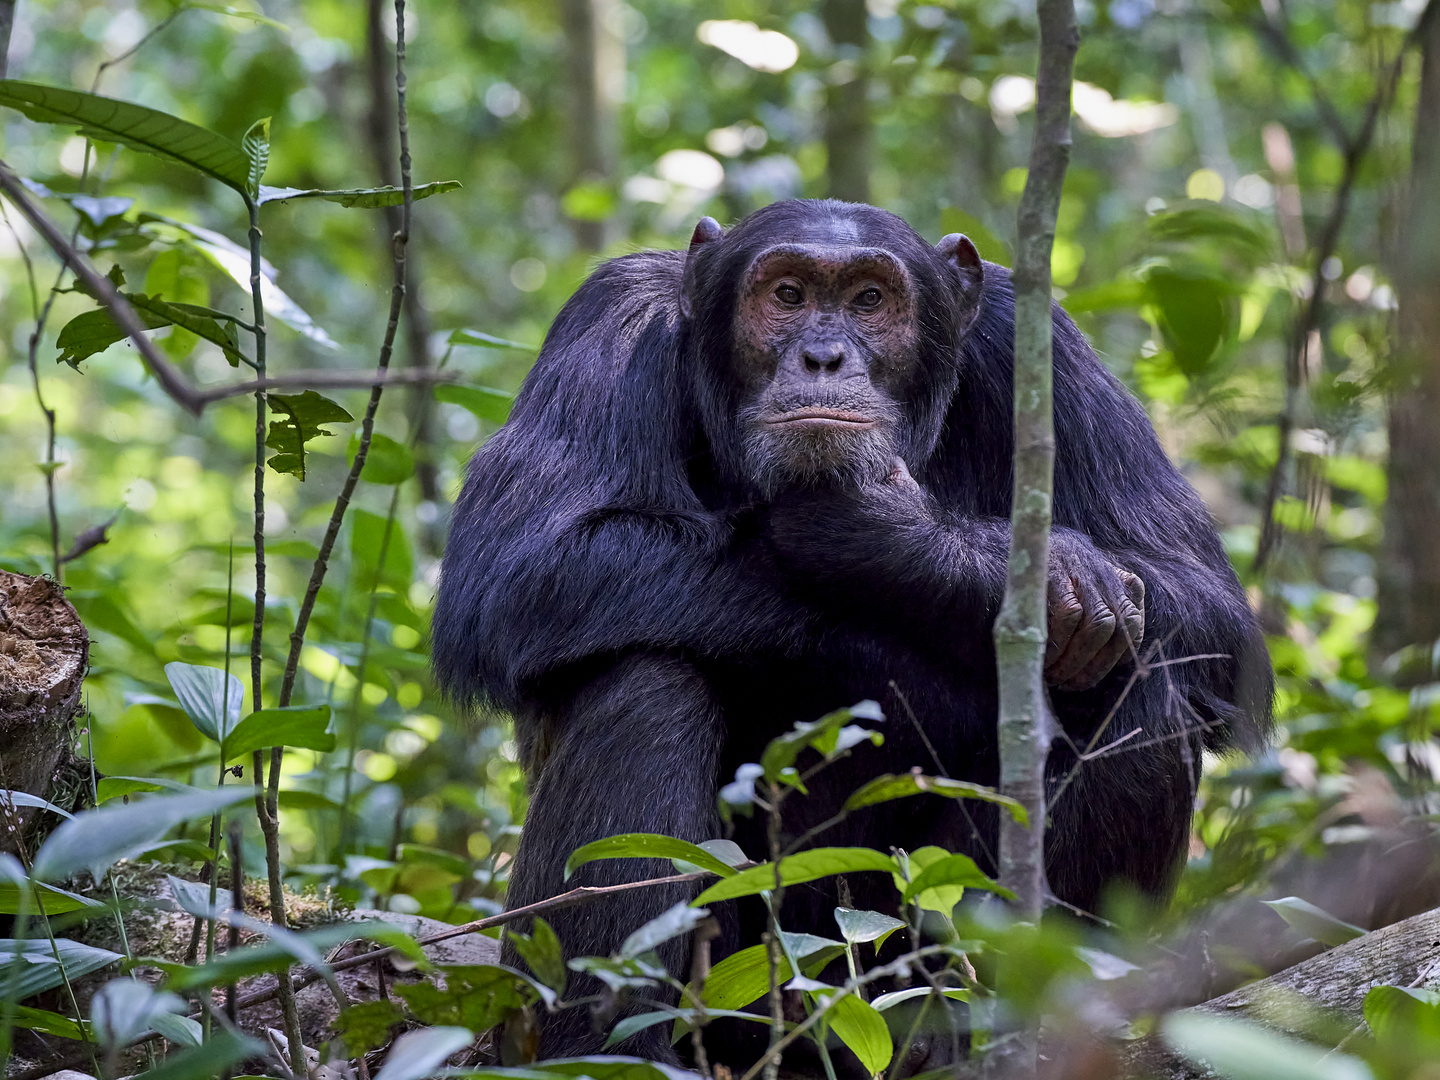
935,232,985,335
680,216,723,319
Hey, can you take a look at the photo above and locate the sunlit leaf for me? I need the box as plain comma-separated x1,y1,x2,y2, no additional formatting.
833,907,905,949
349,431,415,485
901,853,1012,906
434,383,515,425
760,701,884,782
222,704,334,761
844,771,1027,824
256,179,462,207
8,1005,92,1041
1261,897,1364,947
1363,984,1440,1052
694,847,896,905
164,661,243,744
871,987,969,1011
242,116,270,197
31,786,252,881
823,992,892,1075
0,880,107,915
565,833,740,881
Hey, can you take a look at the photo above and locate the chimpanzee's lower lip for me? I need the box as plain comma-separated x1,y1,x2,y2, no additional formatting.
766,410,876,428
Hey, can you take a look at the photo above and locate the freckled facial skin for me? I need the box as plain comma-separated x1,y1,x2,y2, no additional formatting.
732,245,922,493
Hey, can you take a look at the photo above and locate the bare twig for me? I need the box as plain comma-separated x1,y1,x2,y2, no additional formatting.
195,367,457,405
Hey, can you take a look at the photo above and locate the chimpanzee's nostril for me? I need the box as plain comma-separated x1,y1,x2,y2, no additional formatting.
801,343,845,376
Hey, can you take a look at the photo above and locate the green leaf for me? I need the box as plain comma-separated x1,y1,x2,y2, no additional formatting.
1146,269,1231,378
870,987,969,1011
760,701,884,783
940,206,1011,267
148,1010,204,1048
603,1007,774,1048
164,661,243,744
242,116,270,196
31,786,253,881
1060,276,1147,315
276,789,344,812
1261,897,1364,947
434,383,516,425
265,390,354,480
448,328,537,351
0,789,74,819
0,938,124,998
8,1005,92,1041
348,431,415,485
129,1029,264,1080
565,833,740,881
673,838,748,876
351,507,413,586
620,902,711,959
833,907,905,949
91,978,187,1049
182,2,291,31
699,943,785,1011
155,921,425,991
336,1000,407,1057
1162,1012,1371,1080
0,80,250,191
693,847,896,905
824,993,892,1075
256,179,462,207
1363,985,1440,1051
901,853,1012,907
508,917,567,996
843,772,1027,825
0,880,107,915
222,704,334,762
561,181,618,222
54,294,246,369
395,965,539,1030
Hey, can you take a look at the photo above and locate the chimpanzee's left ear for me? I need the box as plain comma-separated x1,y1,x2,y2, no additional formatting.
935,232,984,333
680,216,723,319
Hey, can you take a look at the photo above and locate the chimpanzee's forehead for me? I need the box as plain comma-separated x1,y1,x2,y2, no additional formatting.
742,244,911,289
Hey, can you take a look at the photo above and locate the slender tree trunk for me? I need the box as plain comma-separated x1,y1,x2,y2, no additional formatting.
987,0,1077,1074
365,0,442,552
561,0,622,251
1376,1,1440,661
823,0,871,204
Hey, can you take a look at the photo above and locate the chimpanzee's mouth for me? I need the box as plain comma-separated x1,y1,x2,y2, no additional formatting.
766,408,877,429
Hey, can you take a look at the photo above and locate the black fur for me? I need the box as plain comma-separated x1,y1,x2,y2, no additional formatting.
433,199,1272,1062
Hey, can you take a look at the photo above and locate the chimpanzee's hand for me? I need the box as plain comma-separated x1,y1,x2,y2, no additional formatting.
1045,534,1145,691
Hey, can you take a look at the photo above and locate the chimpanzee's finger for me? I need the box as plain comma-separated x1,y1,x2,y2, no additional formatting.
1046,575,1084,667
1121,570,1146,650
1062,603,1132,690
1046,588,1116,685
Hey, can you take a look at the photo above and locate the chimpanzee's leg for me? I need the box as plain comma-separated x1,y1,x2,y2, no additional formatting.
500,652,726,1061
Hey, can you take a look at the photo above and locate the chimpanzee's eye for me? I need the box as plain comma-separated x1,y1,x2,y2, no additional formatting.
774,283,803,306
854,287,883,310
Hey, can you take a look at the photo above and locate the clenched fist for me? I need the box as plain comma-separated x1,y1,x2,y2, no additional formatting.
1045,537,1145,691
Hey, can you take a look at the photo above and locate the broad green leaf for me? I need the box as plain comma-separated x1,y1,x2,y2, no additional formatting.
145,248,211,360
182,2,291,31
0,789,74,819
844,772,1027,825
164,661,243,744
256,179,462,207
1363,985,1440,1051
142,213,339,348
0,880,107,915
166,874,233,920
434,383,515,425
0,81,250,191
701,943,785,1011
1146,268,1230,377
834,907,905,949
603,1007,774,1048
395,965,539,1030
348,431,415,485
871,987,969,1011
8,1005,92,1041
91,978,186,1049
352,507,413,587
695,848,896,905
336,1000,407,1057
266,390,354,480
901,853,1012,907
673,838,748,876
222,704,334,762
1061,276,1147,315
824,993,892,1075
242,116,270,196
127,1029,264,1080
276,789,344,812
565,833,740,881
55,293,245,369
148,1010,204,1047
0,939,124,998
509,917,566,995
620,902,712,959
1261,897,1364,947
448,328,538,351
940,206,1011,267
760,701,884,782
31,786,252,881
1162,1013,1372,1080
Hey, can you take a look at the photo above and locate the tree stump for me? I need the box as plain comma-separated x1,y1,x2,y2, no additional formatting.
0,570,88,857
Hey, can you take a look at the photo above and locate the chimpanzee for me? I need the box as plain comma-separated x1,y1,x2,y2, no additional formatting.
433,199,1271,1063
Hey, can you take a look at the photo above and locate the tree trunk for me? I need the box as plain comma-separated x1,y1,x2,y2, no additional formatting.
0,571,87,858
1375,1,1440,661
561,0,622,251
823,0,871,204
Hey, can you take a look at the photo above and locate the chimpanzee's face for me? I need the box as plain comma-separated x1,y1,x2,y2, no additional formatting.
731,243,922,495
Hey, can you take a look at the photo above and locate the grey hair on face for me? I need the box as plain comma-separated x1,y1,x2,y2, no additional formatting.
739,398,903,499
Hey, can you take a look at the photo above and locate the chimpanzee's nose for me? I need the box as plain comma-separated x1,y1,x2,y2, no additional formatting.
802,342,846,375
